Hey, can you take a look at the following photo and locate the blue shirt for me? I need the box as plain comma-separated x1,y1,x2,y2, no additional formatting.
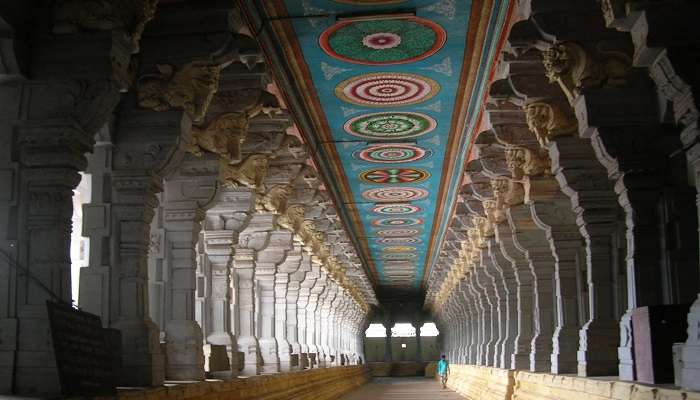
437,359,449,375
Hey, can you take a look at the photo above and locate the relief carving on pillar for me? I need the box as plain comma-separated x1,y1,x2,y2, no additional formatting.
542,42,631,103
186,112,248,161
504,147,551,179
278,204,305,232
137,61,222,122
52,0,157,50
275,135,307,160
218,154,269,192
483,199,507,225
490,177,525,208
257,185,293,214
524,101,578,147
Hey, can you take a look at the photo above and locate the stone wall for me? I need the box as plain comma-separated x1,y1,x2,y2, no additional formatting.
92,366,367,400
442,365,700,400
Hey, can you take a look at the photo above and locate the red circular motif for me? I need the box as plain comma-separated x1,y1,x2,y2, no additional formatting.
362,187,429,202
335,73,439,107
354,143,431,164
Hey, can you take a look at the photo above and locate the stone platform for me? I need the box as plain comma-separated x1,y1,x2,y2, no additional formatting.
83,366,368,400
442,364,700,400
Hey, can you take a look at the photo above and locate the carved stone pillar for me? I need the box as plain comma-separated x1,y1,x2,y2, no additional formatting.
530,198,582,374
2,121,90,395
488,238,517,369
276,244,301,372
161,179,208,380
412,320,423,362
80,125,114,325
473,253,495,365
297,260,319,369
509,205,556,373
288,253,310,370
232,241,259,377
307,270,327,367
496,221,535,370
384,316,394,362
548,136,621,376
202,188,254,378
255,227,292,374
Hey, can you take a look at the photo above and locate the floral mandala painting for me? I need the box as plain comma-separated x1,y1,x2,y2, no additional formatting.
319,16,446,65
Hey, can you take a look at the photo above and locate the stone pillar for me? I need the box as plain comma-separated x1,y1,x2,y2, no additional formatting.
413,321,423,362
233,244,260,376
548,136,621,377
307,269,326,367
530,196,583,374
315,283,332,367
3,121,91,395
480,249,501,366
255,227,292,374
161,180,207,380
509,205,556,373
276,244,301,372
488,238,517,369
80,125,114,325
496,221,535,370
110,172,166,386
384,323,394,362
201,188,254,378
297,259,319,369
288,253,310,370
473,253,495,365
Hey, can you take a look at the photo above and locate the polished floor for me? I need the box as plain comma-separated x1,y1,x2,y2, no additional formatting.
339,377,465,399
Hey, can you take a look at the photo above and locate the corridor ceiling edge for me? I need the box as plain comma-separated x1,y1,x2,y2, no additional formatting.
238,0,515,291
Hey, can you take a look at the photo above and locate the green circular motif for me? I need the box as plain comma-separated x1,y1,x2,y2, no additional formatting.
344,112,437,140
319,17,446,65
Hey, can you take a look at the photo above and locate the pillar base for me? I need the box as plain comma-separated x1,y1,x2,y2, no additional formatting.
680,295,700,390
551,327,579,374
204,344,230,375
578,320,620,377
165,320,205,381
112,319,165,387
259,338,280,374
237,336,261,376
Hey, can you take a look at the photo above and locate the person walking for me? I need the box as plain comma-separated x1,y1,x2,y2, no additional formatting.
437,354,450,389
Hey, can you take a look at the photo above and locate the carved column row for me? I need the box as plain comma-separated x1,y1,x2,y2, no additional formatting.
431,0,700,386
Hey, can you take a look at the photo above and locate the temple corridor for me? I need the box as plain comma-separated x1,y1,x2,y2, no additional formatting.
2,0,700,399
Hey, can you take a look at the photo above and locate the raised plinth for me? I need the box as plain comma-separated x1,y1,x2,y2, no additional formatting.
440,364,700,400
92,366,368,400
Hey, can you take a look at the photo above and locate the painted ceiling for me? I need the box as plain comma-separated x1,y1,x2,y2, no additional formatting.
248,0,512,290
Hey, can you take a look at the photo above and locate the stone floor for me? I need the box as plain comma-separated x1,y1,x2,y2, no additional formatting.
339,377,465,399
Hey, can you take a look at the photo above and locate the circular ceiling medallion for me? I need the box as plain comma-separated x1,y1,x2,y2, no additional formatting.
335,73,440,107
372,203,421,215
360,168,430,184
344,112,436,140
372,217,423,227
376,237,423,245
382,253,418,260
375,228,422,237
319,16,446,65
354,143,432,164
362,187,429,202
382,245,418,253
